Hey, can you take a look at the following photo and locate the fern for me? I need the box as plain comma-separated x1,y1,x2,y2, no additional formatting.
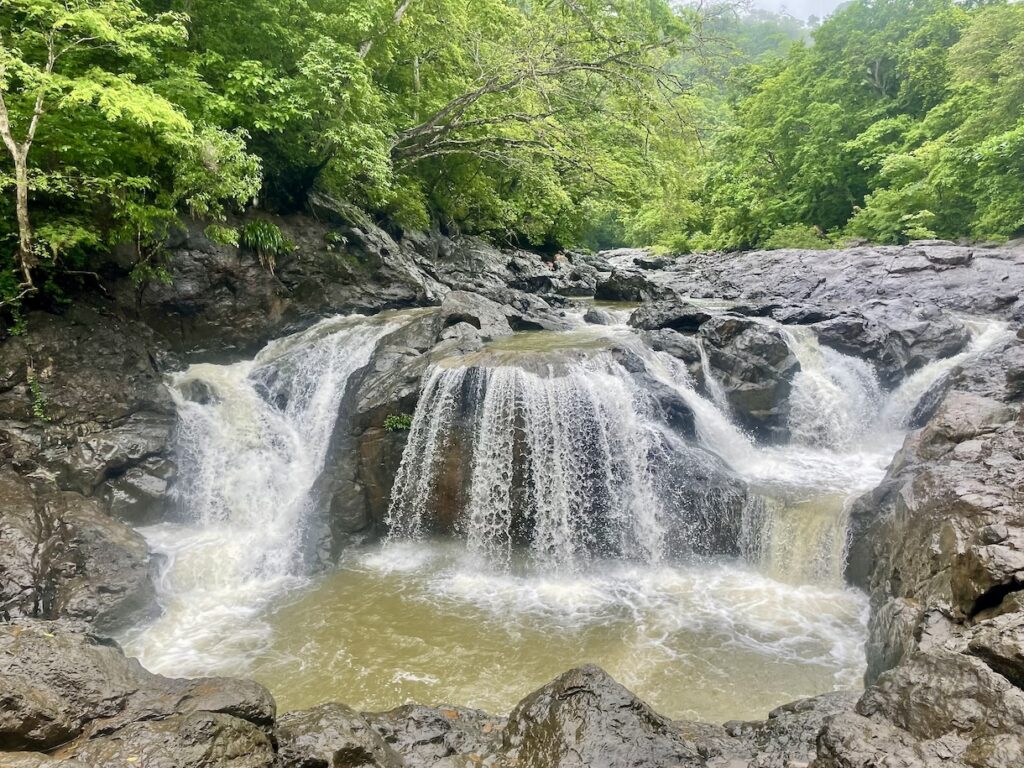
240,220,292,275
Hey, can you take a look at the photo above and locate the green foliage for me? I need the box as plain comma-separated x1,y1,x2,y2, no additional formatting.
763,225,832,251
639,0,1024,250
240,220,292,273
26,367,49,422
384,413,414,432
2,0,1019,286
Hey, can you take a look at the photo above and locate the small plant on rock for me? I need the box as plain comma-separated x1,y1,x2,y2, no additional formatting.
240,220,292,275
384,413,415,432
26,366,50,422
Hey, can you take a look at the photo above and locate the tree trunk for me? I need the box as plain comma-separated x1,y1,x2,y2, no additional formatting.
13,152,35,279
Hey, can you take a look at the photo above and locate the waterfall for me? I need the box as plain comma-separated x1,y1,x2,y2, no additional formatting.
126,313,409,675
386,349,745,570
783,327,883,450
697,336,732,414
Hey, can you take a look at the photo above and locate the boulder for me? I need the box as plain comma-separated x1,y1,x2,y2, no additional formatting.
438,291,514,341
698,315,800,441
277,703,403,768
595,270,676,302
582,307,614,325
812,300,970,388
365,704,505,768
501,665,704,768
0,621,275,766
0,472,156,632
628,300,714,332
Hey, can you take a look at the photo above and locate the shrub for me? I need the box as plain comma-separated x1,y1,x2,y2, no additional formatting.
240,220,292,274
763,224,833,250
384,413,415,432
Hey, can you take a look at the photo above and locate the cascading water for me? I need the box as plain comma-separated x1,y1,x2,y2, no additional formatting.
784,327,883,450
123,298,1011,723
125,312,413,675
386,331,755,570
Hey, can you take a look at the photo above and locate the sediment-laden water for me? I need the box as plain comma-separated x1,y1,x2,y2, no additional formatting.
123,305,1008,721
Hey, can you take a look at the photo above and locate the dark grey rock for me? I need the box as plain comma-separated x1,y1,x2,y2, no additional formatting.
366,704,505,768
699,315,800,441
501,665,704,768
0,621,275,766
0,472,157,632
278,703,402,768
628,300,714,332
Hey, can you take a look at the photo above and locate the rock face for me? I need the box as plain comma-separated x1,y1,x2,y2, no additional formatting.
698,315,800,441
832,333,1024,767
648,241,1024,321
811,300,970,388
0,621,275,767
501,665,705,768
277,703,403,768
0,471,156,632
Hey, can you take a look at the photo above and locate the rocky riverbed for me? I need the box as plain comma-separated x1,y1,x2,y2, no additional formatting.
1,208,1023,767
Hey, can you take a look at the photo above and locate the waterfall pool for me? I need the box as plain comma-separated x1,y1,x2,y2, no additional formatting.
122,308,1009,722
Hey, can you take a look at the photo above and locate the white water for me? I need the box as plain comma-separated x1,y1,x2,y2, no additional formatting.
124,302,1009,719
125,312,415,674
387,345,747,570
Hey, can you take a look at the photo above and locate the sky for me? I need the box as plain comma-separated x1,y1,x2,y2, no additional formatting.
752,0,846,20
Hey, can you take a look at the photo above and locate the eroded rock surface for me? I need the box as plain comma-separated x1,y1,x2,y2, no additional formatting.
0,621,275,767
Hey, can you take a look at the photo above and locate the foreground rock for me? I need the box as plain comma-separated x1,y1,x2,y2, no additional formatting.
0,472,156,632
834,333,1024,767
0,621,275,767
501,665,706,767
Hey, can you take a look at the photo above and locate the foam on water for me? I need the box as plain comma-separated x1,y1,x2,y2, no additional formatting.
125,312,419,676
250,539,868,722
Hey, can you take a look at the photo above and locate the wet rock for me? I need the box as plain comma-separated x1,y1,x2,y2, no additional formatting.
60,712,275,768
698,315,800,441
722,691,860,768
852,646,1024,767
967,611,1024,689
657,243,1024,320
812,301,970,388
815,710,972,768
366,704,505,768
278,703,403,768
439,291,514,341
595,269,676,302
0,754,86,767
582,307,614,325
0,472,156,632
628,300,714,332
501,665,704,768
847,391,1023,682
641,329,704,386
0,621,275,765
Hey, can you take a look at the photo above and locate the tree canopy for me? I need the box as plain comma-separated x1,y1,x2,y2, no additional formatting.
1,0,1022,315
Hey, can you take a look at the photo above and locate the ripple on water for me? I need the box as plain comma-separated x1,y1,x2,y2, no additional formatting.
245,540,867,723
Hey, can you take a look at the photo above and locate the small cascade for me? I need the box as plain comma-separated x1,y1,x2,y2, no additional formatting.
880,318,1011,427
783,327,883,449
387,347,746,569
740,493,851,585
126,313,410,675
697,336,732,414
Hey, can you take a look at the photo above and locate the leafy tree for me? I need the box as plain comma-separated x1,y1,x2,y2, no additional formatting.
0,0,260,307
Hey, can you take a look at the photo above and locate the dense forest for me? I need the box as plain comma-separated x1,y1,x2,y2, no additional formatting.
1,0,1022,314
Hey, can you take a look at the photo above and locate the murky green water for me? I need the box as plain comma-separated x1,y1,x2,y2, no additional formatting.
249,540,867,722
